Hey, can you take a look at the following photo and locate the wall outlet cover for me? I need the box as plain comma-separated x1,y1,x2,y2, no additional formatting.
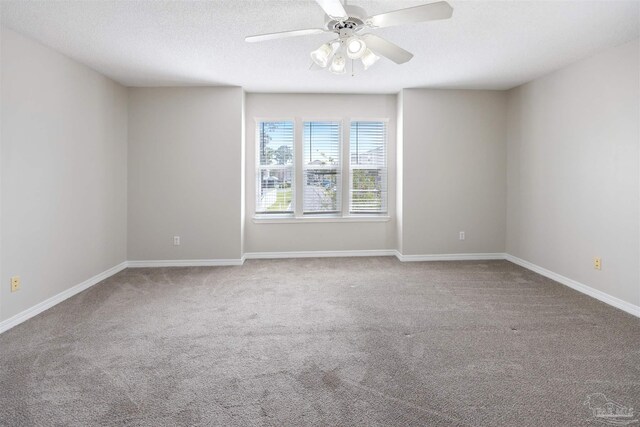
11,276,21,292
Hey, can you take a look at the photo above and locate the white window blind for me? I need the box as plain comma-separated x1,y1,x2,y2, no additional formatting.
350,121,387,213
256,121,294,214
303,121,341,214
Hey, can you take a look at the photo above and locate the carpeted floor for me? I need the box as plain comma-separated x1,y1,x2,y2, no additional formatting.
0,258,638,426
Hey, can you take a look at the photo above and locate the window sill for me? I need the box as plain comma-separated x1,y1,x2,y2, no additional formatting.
252,215,391,224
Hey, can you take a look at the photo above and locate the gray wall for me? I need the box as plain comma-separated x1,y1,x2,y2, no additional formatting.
127,87,244,261
400,89,508,256
2,26,637,323
506,39,639,306
1,28,128,322
244,93,397,253
396,90,404,254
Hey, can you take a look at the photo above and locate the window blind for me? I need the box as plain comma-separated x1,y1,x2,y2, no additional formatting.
303,121,341,214
256,121,294,214
349,121,387,213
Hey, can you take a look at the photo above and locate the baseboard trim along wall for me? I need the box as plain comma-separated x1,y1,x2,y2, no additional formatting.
505,254,640,318
127,259,245,268
244,251,508,262
243,250,397,260
0,261,128,334
396,252,506,262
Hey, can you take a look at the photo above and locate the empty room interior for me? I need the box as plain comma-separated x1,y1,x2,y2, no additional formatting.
0,0,639,425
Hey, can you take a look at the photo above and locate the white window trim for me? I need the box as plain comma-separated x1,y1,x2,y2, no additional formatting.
255,118,296,215
252,214,390,223
349,119,389,215
302,119,343,215
254,117,390,223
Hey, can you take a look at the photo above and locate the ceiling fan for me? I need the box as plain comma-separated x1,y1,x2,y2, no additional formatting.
245,0,453,74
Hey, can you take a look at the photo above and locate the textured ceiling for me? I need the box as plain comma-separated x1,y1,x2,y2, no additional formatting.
1,0,638,93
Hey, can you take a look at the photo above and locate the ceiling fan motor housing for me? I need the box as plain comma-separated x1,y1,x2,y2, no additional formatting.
325,5,367,36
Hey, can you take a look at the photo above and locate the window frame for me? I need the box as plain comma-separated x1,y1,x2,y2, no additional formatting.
254,118,296,216
302,119,343,216
253,117,390,223
348,119,389,215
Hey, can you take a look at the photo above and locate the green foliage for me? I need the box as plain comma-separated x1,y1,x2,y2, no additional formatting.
275,145,293,165
352,169,381,210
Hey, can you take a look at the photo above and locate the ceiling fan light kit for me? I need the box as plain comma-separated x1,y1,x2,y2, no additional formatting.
246,0,453,75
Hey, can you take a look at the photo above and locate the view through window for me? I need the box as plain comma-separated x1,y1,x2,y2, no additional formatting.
256,121,294,214
350,121,387,213
303,121,341,214
256,120,387,217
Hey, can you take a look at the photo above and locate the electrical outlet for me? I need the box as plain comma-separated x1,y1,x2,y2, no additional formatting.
459,231,465,241
11,276,20,292
594,257,601,270
173,236,180,246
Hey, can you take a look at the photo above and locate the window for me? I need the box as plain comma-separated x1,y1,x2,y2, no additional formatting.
350,121,387,213
255,119,388,219
256,121,294,214
303,121,341,214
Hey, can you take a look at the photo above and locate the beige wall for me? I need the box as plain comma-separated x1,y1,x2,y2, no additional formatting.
244,93,397,253
400,89,508,256
506,39,640,306
1,28,128,321
127,87,244,261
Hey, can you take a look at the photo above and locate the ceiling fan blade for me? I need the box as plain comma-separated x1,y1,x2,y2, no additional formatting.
315,0,348,20
245,28,326,43
361,34,413,64
367,1,453,29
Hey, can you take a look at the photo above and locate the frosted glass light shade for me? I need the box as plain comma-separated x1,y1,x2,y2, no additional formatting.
310,43,334,68
346,37,366,59
361,48,380,70
329,54,346,74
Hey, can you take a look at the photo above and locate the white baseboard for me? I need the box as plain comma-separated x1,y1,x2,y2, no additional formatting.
505,254,640,318
396,252,507,262
245,250,507,262
0,261,128,334
127,259,244,267
243,249,397,260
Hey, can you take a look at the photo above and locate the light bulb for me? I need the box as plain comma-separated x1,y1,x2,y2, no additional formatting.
329,53,346,74
310,43,334,68
360,48,380,70
346,37,366,59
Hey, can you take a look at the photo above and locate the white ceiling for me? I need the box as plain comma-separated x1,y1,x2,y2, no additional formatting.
1,1,638,93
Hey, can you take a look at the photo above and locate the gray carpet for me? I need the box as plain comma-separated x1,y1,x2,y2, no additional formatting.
0,258,638,426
